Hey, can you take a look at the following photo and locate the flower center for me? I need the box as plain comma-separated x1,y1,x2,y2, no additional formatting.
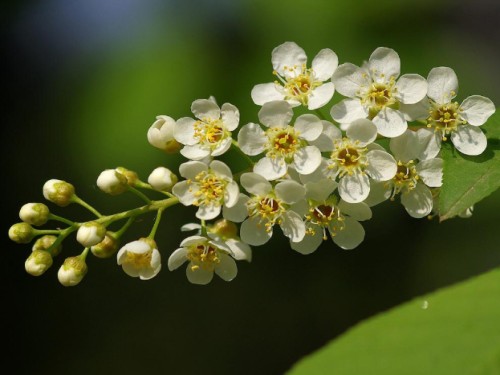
426,101,464,141
193,118,226,147
274,64,321,105
359,75,397,116
247,195,285,232
125,250,152,269
329,138,368,177
305,201,345,239
190,171,226,206
390,160,419,197
266,126,301,160
187,243,220,271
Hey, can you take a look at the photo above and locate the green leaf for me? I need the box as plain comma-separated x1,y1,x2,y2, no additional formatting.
439,110,500,221
287,267,500,375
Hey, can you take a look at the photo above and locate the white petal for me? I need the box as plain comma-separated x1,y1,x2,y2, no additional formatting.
280,211,306,242
294,114,323,141
346,118,378,145
401,183,433,218
308,83,335,110
191,99,220,120
366,150,397,181
240,217,272,246
254,156,287,181
305,179,338,201
179,160,208,179
258,100,293,127
330,98,368,124
427,67,458,104
225,239,252,262
221,103,240,131
275,180,306,204
363,181,391,207
240,172,272,196
290,227,324,254
224,181,240,207
222,193,249,223
215,253,238,281
180,145,211,160
416,158,443,187
338,201,372,221
309,121,342,152
332,217,365,250
451,125,487,156
338,173,370,203
389,129,419,162
331,63,369,97
237,123,266,156
180,235,207,248
416,128,442,160
186,266,214,285
196,203,221,221
180,223,201,232
312,48,338,81
210,160,232,180
211,138,232,157
369,47,400,79
251,83,285,106
167,248,188,271
172,181,198,205
174,117,197,145
399,98,431,121
293,146,322,175
395,74,428,104
372,108,407,138
460,95,495,126
272,41,307,77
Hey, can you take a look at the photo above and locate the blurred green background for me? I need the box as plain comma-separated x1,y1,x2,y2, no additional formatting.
2,0,500,374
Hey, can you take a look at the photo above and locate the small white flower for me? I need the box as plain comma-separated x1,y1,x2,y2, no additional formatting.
147,115,182,154
76,221,107,247
147,167,178,192
238,100,323,180
304,119,397,203
331,47,428,137
227,172,306,246
290,179,370,254
168,235,238,285
172,160,239,220
117,238,161,280
251,41,338,110
416,67,495,156
96,169,128,195
174,98,239,160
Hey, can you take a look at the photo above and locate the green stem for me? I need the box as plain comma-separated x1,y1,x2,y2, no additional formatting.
231,139,255,167
79,247,90,260
200,219,208,236
72,195,103,218
135,181,175,198
127,186,152,204
114,217,136,239
33,229,63,236
46,225,78,255
48,214,74,226
148,208,165,240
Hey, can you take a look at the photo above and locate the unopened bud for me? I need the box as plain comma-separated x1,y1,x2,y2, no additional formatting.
19,203,50,226
43,179,75,207
209,219,238,239
115,167,139,186
148,167,178,192
8,222,35,244
91,232,120,258
147,115,182,154
25,250,53,276
76,221,106,247
32,235,62,257
96,169,128,195
58,256,88,286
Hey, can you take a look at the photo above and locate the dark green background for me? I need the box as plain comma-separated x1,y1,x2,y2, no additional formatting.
3,1,500,374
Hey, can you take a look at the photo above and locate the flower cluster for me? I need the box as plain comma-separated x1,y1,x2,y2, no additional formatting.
8,42,495,286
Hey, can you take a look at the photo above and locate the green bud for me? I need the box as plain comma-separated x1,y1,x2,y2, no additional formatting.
209,219,238,239
96,169,128,195
115,167,139,186
8,222,35,244
32,235,62,257
76,221,107,247
42,179,75,207
91,232,120,258
58,256,88,287
25,250,53,276
19,203,50,226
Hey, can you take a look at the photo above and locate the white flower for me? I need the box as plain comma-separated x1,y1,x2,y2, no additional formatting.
417,67,495,156
147,167,178,192
225,172,306,246
172,160,239,221
251,41,338,110
117,238,161,280
304,119,397,203
174,98,239,160
331,47,428,137
96,169,128,195
290,179,370,254
238,100,323,180
76,221,107,247
368,130,443,218
168,235,238,285
147,115,181,154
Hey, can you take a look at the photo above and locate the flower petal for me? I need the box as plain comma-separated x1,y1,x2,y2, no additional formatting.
330,98,368,124
258,100,293,127
240,217,272,246
389,129,420,162
221,102,240,131
280,211,306,242
223,193,249,223
180,145,211,160
416,128,442,160
240,172,272,196
172,181,198,206
312,48,338,81
372,107,407,138
272,41,307,77
174,117,197,145
399,98,431,121
332,217,365,250
224,181,240,207
294,114,323,141
237,123,266,156
308,82,335,110
215,253,238,281
167,248,188,271
210,160,233,180
251,83,285,106
369,47,400,79
416,158,443,187
427,67,458,104
401,183,433,218
309,121,342,152
363,181,391,207
186,266,214,285
179,160,208,179
254,156,287,181
395,74,428,104
196,203,221,221
225,239,252,262
305,179,338,201
290,226,323,254
346,118,378,145
331,63,369,97
293,146,322,175
338,173,370,203
366,150,397,181
275,180,306,204
460,95,495,126
191,99,220,120
338,201,372,221
451,125,487,156
211,138,232,157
